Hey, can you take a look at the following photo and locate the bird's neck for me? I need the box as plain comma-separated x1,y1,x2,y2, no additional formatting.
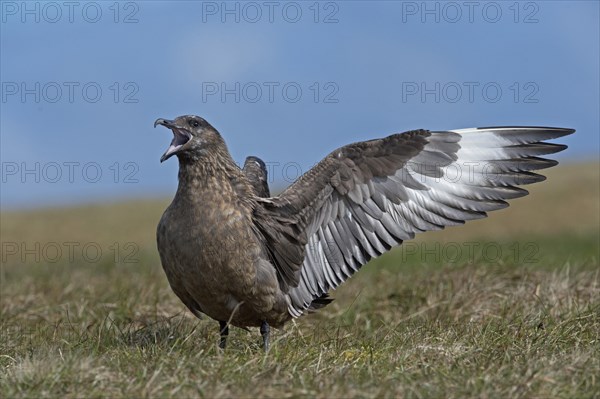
175,150,255,207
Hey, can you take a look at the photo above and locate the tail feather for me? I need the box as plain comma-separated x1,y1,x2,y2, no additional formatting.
307,293,334,312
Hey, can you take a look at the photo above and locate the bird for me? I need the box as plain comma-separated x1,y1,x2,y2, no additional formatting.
154,115,574,351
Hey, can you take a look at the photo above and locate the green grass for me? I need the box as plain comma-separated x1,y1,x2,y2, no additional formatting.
1,162,599,398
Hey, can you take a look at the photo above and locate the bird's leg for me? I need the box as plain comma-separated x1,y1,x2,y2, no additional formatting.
260,321,270,352
219,321,229,349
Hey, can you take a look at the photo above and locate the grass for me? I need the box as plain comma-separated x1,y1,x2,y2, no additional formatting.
1,162,599,398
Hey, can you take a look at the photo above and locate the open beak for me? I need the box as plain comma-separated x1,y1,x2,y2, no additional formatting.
154,118,193,163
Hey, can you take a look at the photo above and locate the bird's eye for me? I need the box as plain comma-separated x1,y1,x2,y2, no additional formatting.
190,120,200,128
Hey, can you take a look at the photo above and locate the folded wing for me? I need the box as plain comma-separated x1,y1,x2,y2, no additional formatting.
243,156,271,197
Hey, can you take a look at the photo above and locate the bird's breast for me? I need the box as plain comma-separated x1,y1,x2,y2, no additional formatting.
156,172,287,325
158,189,263,295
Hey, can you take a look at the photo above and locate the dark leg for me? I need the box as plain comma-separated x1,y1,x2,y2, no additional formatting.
260,321,270,352
219,321,229,349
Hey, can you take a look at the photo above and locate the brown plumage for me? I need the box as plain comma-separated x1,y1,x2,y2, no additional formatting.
243,156,271,197
154,115,574,350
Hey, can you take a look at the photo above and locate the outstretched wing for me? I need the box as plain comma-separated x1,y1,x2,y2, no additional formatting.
243,156,271,197
252,127,574,317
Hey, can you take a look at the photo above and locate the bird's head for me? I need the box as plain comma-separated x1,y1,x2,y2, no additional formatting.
154,115,222,163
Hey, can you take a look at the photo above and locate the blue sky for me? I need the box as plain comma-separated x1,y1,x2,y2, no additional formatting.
1,0,599,209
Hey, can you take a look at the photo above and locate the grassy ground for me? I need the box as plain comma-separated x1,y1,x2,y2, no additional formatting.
1,162,599,398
